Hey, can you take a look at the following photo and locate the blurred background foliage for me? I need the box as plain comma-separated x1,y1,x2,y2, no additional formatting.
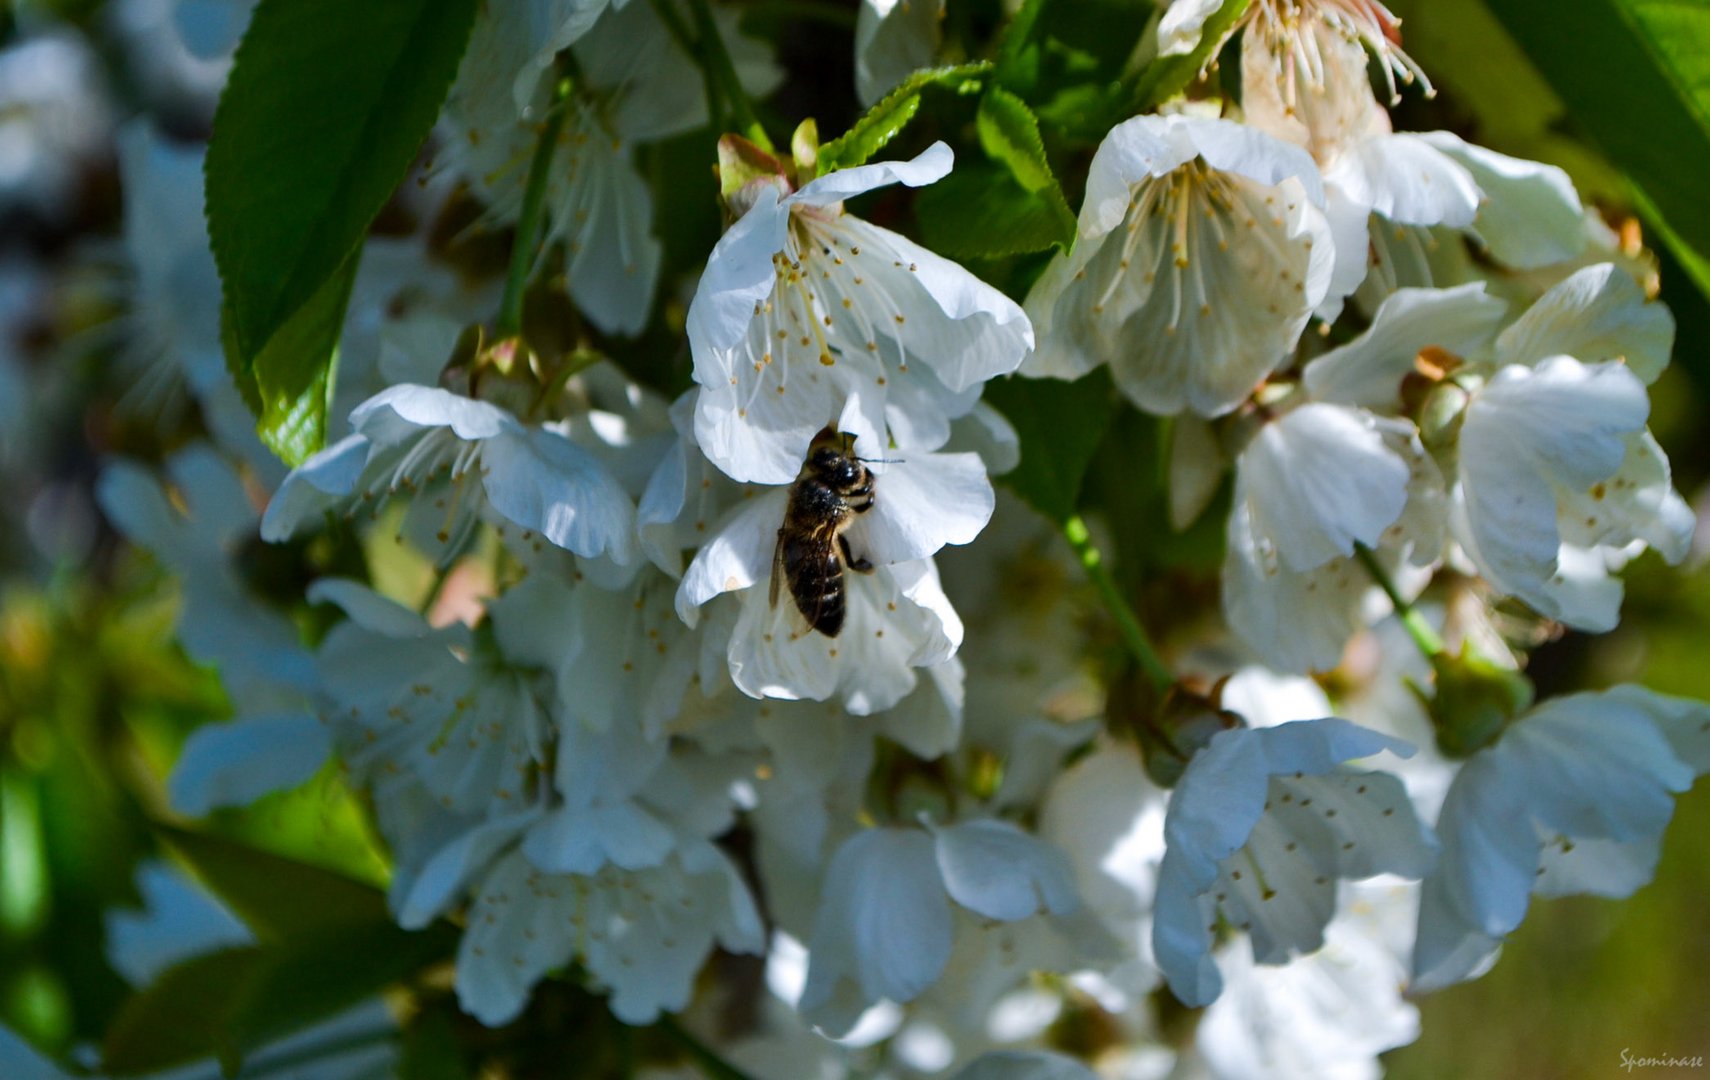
0,0,1708,1075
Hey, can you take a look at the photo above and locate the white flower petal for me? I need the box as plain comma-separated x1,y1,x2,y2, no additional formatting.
351,383,514,442
522,801,675,875
1198,879,1420,1079
1606,684,1710,774
1226,420,1441,674
98,459,194,561
554,120,662,337
167,445,257,544
676,490,789,621
1493,262,1674,384
1157,0,1225,57
1239,403,1410,572
306,577,433,638
1303,283,1507,410
933,819,1079,922
790,141,953,206
453,850,578,1026
844,451,993,565
258,434,368,541
947,399,1021,476
394,810,540,930
105,862,252,986
801,828,953,1026
1414,687,1700,990
1224,507,1372,674
480,425,638,562
837,219,1034,393
1555,430,1694,564
686,186,793,354
1418,131,1587,270
1532,834,1661,899
169,713,330,816
1455,357,1649,621
1323,132,1481,229
875,657,965,759
1169,413,1225,530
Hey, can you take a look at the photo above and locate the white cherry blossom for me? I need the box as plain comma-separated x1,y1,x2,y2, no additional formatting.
456,840,764,1025
688,142,1032,483
1196,877,1421,1079
1455,290,1692,632
1413,687,1710,991
311,579,553,819
1153,718,1437,1006
97,446,333,815
1222,284,1503,671
800,820,1078,1035
1023,114,1333,416
445,0,778,335
262,384,638,566
1455,358,1648,627
677,432,991,710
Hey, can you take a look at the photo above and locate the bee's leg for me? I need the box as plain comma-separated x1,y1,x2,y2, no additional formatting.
840,534,875,573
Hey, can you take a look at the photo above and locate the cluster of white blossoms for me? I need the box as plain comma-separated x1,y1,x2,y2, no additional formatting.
29,0,1703,1076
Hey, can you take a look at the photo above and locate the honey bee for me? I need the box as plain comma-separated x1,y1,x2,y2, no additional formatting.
770,428,878,638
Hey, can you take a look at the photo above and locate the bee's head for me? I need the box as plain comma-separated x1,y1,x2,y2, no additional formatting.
808,445,863,487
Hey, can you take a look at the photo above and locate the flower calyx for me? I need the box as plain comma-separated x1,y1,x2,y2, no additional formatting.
1411,644,1536,758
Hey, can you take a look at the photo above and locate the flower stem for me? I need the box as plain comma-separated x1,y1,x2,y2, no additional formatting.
1353,542,1444,658
1064,514,1173,693
657,1014,758,1080
683,0,774,150
496,69,573,340
647,0,721,124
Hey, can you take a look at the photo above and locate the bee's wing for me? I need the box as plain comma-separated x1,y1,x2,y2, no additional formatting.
793,520,846,633
769,528,786,609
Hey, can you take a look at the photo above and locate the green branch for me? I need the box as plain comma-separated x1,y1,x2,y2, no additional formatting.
684,0,773,150
1354,543,1445,659
1064,514,1173,693
496,70,573,339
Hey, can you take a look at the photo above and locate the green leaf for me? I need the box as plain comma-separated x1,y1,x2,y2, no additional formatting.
102,921,452,1076
993,0,1155,142
101,949,254,1076
817,62,993,173
399,1007,472,1080
993,0,1050,94
915,166,1077,259
914,89,1076,260
975,87,1077,244
249,253,358,465
157,826,390,943
1131,0,1249,111
1484,0,1710,305
983,371,1117,522
978,87,1058,195
207,0,478,459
